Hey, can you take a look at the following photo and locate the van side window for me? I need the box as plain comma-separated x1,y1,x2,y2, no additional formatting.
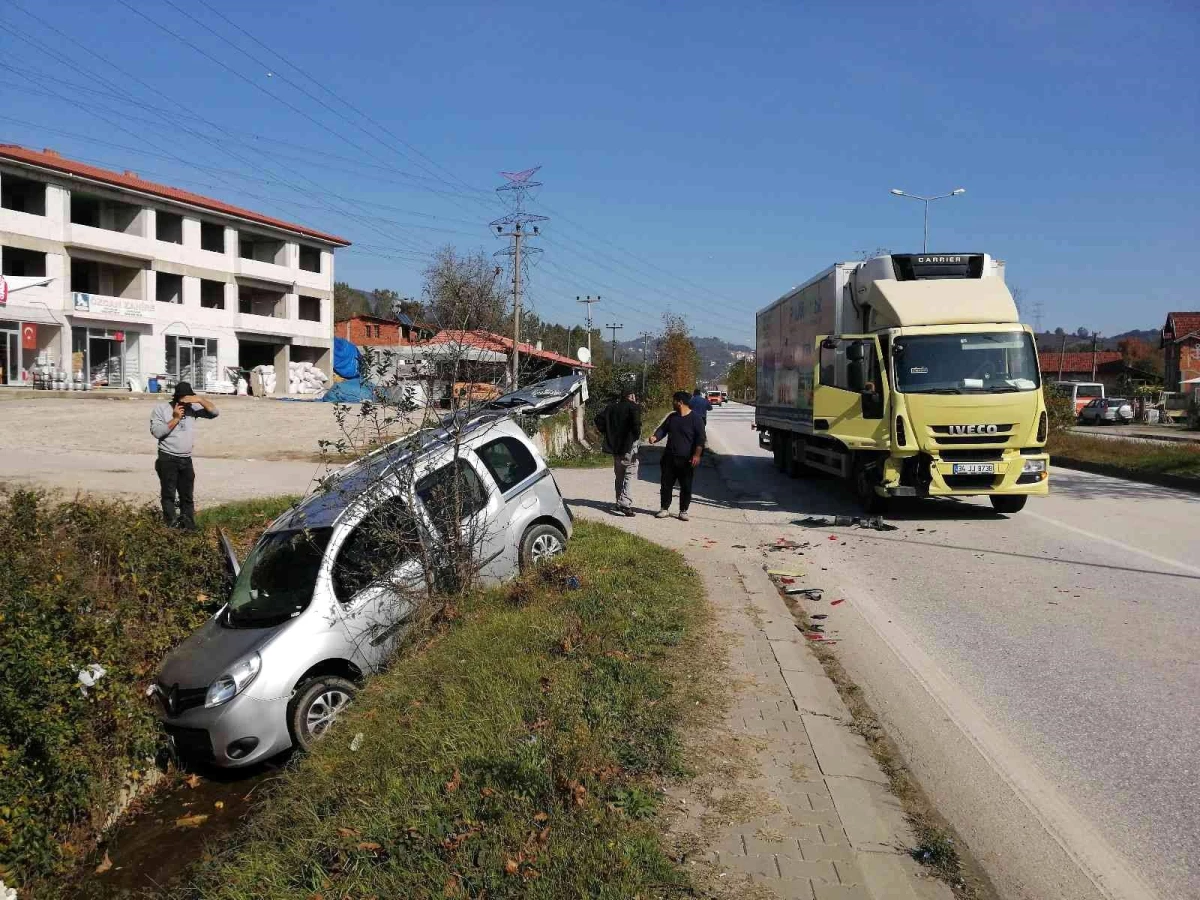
476,437,538,493
416,459,488,535
333,497,421,603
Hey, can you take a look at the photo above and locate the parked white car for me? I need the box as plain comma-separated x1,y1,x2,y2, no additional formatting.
1079,396,1133,425
152,375,582,767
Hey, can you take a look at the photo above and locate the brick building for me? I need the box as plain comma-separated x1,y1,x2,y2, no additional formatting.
335,313,433,347
1161,312,1200,391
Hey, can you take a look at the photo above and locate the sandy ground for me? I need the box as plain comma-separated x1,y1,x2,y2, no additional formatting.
0,391,418,506
0,392,415,461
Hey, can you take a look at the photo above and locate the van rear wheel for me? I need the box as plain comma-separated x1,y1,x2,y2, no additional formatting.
520,523,567,571
989,495,1027,514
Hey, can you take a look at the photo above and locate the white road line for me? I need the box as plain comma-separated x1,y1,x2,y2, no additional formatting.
1025,509,1200,577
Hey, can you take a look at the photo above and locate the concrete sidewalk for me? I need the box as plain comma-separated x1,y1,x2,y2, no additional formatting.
555,462,951,900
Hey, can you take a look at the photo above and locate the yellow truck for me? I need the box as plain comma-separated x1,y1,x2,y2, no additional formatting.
754,253,1049,513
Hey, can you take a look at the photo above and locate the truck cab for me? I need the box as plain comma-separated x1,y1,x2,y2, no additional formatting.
757,253,1049,513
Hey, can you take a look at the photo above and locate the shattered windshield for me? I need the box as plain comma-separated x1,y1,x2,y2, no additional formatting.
225,528,333,628
892,332,1040,394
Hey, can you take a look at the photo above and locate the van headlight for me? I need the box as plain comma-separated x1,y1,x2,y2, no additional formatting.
205,653,262,708
1022,459,1047,474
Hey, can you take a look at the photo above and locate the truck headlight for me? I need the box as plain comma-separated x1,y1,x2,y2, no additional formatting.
1022,459,1047,474
205,653,262,708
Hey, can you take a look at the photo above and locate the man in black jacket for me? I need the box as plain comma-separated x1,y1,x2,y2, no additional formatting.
594,388,643,516
647,390,705,521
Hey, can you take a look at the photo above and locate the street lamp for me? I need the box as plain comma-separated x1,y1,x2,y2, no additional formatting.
890,188,965,253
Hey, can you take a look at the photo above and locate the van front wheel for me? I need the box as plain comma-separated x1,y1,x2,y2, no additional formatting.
289,676,357,752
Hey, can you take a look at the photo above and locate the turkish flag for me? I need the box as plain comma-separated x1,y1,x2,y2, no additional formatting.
21,323,37,350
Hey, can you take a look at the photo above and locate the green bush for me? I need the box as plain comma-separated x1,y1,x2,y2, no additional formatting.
1044,385,1077,438
0,492,230,886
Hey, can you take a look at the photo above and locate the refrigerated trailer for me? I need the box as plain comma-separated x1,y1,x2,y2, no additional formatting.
754,253,1049,513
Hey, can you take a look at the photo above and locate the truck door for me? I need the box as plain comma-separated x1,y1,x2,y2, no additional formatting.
812,335,890,450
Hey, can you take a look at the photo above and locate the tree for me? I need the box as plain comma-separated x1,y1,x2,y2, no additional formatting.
726,358,755,399
1076,327,1091,339
333,281,370,322
1117,336,1164,378
652,315,701,404
422,246,508,332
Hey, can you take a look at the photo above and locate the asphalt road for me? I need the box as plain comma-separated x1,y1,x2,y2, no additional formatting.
702,404,1199,900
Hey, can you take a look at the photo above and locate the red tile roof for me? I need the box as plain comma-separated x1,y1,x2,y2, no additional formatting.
423,330,593,369
0,144,350,246
1039,351,1122,374
1165,312,1200,340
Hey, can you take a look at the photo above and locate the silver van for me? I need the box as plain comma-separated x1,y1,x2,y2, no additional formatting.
152,376,581,767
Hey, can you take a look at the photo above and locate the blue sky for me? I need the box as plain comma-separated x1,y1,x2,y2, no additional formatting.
1,0,1196,345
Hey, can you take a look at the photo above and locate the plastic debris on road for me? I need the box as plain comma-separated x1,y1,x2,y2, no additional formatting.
830,599,846,606
350,732,364,752
795,515,896,532
77,663,106,696
767,567,805,577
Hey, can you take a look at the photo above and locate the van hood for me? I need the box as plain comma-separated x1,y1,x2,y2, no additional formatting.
902,392,1040,450
158,614,282,691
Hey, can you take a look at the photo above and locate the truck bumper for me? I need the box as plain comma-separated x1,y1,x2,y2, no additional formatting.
885,453,1050,497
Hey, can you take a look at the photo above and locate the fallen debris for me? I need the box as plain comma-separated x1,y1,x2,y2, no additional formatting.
830,599,846,606
786,587,824,601
795,515,897,532
767,567,805,577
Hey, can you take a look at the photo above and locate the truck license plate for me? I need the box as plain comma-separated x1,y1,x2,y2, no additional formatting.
952,463,995,475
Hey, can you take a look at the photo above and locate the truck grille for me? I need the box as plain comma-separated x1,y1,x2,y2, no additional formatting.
929,424,1015,447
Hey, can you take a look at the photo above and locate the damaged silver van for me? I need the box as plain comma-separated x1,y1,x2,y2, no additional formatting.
151,375,583,767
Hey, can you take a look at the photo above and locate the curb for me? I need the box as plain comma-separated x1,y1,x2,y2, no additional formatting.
1052,456,1200,494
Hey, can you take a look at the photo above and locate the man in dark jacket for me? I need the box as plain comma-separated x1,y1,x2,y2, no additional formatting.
594,388,643,516
148,381,219,530
648,390,706,521
688,387,713,423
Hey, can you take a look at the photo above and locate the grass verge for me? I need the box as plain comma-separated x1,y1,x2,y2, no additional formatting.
776,587,1001,900
183,520,706,899
0,493,295,890
1050,431,1200,480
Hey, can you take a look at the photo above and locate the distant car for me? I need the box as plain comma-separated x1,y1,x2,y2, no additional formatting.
706,390,723,406
720,391,728,404
153,375,583,768
1079,397,1132,425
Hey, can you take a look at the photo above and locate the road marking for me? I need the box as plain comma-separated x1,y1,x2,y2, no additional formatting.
1025,509,1200,577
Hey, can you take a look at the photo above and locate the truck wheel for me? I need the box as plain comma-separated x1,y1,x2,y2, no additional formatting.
288,676,357,753
787,437,808,478
989,495,1027,514
852,459,887,514
772,432,789,472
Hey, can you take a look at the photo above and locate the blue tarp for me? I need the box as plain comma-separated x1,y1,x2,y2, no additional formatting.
333,337,360,379
320,377,380,404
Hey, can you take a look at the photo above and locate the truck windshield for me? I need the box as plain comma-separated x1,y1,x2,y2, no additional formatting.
892,332,1040,394
225,528,333,628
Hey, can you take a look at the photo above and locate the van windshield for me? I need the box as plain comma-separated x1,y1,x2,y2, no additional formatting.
892,332,1040,394
225,528,333,628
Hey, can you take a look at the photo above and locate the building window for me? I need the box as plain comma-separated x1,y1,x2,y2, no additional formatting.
298,295,321,322
156,271,183,304
156,211,183,244
238,286,284,317
200,279,225,309
298,245,321,273
238,232,285,264
70,192,142,234
2,246,47,278
200,221,225,253
1,174,47,216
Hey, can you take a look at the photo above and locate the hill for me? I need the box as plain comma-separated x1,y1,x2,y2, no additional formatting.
613,334,752,382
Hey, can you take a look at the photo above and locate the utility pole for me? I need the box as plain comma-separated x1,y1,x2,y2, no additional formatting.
1058,332,1067,381
1091,331,1100,381
606,323,624,365
577,295,599,356
492,167,547,390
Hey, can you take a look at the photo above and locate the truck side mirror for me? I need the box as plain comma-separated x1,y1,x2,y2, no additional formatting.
846,341,866,362
847,359,866,393
821,338,837,351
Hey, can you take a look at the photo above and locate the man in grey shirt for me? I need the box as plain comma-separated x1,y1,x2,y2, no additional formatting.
149,381,219,530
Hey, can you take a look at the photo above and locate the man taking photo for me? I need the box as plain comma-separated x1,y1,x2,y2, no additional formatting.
648,390,705,521
149,381,219,530
594,387,642,516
